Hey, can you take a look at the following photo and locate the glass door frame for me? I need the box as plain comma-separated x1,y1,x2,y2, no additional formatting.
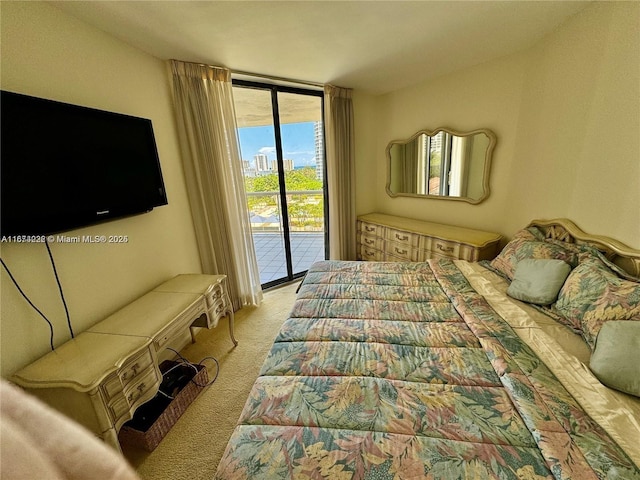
233,79,329,289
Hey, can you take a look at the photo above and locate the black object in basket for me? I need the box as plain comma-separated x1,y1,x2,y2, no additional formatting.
118,360,208,451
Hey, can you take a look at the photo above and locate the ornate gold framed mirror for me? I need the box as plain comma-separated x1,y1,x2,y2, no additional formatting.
386,127,496,204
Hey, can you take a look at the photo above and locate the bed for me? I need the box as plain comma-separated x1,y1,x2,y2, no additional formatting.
215,219,640,479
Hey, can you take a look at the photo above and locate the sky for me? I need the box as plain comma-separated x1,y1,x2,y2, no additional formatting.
237,122,317,168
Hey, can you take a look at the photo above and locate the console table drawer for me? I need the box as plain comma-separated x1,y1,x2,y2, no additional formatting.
108,367,159,427
204,283,226,328
123,367,157,407
154,298,206,351
101,348,155,401
205,282,224,306
209,299,226,328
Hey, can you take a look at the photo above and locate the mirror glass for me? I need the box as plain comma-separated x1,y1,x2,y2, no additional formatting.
386,128,496,204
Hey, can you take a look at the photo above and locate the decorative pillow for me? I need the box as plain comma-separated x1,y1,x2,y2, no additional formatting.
551,241,640,282
507,259,572,305
589,321,640,397
490,227,578,280
553,252,640,348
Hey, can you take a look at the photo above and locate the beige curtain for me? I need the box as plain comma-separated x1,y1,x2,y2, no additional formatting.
169,60,262,310
324,85,356,260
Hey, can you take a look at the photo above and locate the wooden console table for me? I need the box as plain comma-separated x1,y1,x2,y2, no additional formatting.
10,274,234,452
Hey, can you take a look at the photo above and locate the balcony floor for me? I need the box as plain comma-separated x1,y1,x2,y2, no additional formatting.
252,232,325,284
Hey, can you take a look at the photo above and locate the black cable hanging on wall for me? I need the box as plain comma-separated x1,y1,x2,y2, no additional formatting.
45,238,74,338
0,257,55,351
0,240,75,350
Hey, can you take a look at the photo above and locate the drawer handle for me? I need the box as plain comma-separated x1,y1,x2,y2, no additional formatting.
395,247,408,255
126,383,147,403
121,362,140,382
437,244,454,253
395,234,409,241
365,238,374,245
365,226,375,232
364,249,375,255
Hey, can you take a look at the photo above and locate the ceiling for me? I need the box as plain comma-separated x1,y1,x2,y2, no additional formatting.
52,1,590,95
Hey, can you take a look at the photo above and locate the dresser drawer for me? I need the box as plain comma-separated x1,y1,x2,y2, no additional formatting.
458,244,481,262
360,246,383,261
384,241,415,261
385,228,418,247
359,221,383,237
424,239,486,261
431,238,460,259
384,253,412,262
360,234,384,250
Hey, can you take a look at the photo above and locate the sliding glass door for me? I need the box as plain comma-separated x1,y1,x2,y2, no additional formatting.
233,81,327,288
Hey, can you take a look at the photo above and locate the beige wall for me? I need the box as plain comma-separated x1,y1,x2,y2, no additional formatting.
509,2,639,247
357,1,639,248
0,2,202,376
358,53,526,234
352,90,379,216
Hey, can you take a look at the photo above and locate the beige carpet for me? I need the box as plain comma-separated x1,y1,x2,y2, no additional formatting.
124,281,300,480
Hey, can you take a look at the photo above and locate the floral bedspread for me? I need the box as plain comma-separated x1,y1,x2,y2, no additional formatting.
215,260,639,479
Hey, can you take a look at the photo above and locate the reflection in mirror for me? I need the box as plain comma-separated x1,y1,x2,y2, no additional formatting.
386,128,496,204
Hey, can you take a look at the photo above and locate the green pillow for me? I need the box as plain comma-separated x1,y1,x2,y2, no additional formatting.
507,259,572,305
590,321,640,397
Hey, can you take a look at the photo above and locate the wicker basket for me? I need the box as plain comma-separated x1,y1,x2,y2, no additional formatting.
118,360,208,451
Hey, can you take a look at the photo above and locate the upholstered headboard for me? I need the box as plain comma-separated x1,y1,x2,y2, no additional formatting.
529,218,640,278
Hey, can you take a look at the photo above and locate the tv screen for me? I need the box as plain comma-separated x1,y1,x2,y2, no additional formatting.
1,90,168,236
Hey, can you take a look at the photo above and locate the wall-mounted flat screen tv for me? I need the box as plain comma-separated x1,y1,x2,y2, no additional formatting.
1,90,168,236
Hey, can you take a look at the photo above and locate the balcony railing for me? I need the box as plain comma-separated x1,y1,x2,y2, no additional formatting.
246,190,325,285
246,190,324,232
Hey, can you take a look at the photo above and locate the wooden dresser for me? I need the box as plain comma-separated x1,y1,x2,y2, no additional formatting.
357,213,502,262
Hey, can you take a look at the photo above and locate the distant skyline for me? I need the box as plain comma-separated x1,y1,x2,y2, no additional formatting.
237,122,317,168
